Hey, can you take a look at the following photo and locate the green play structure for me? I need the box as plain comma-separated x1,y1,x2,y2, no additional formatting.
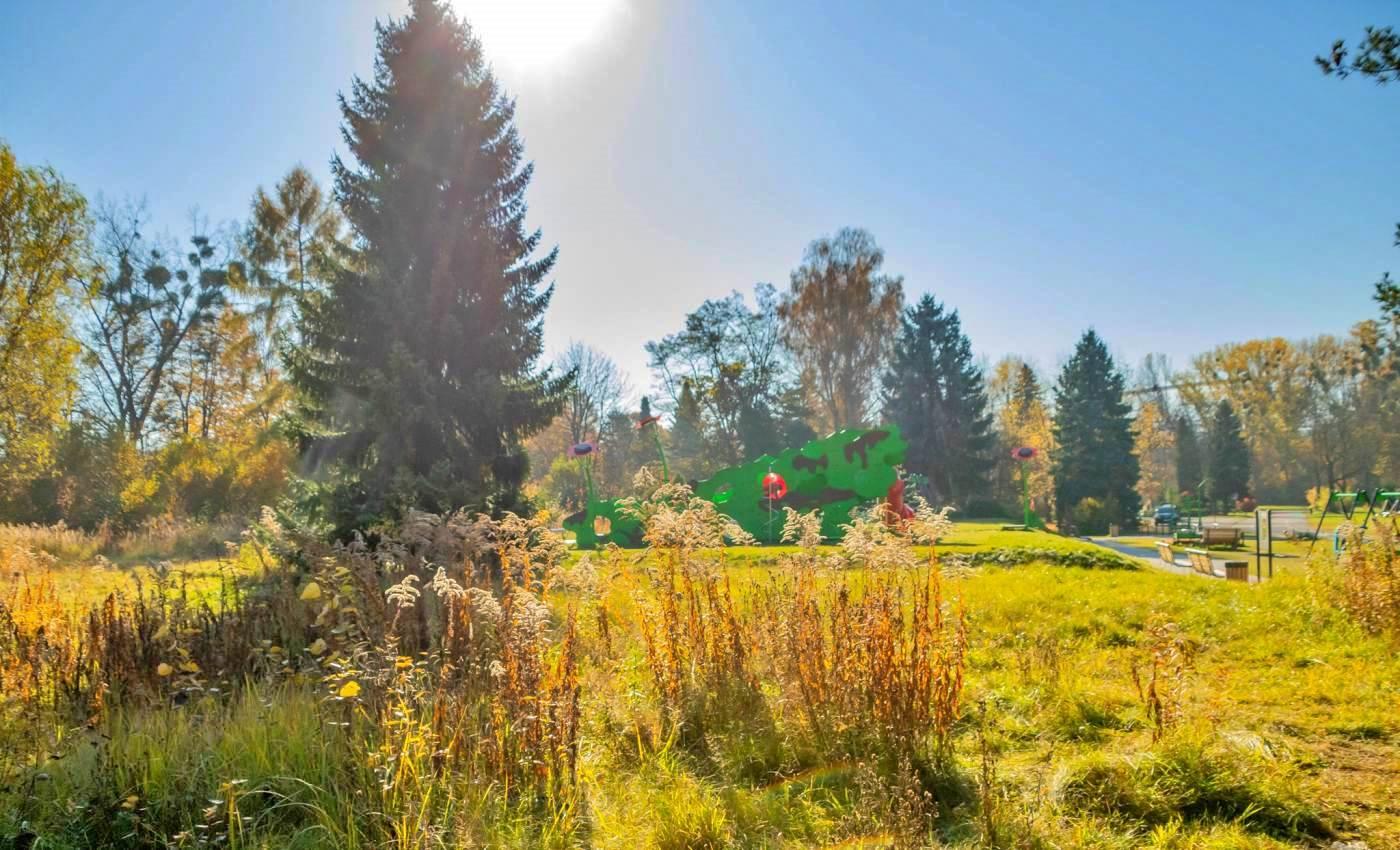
1308,487,1400,555
562,424,909,549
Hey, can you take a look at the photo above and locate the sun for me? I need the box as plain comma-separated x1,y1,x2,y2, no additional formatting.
456,0,624,75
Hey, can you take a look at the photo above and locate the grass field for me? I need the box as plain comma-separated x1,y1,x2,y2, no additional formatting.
1,512,1396,849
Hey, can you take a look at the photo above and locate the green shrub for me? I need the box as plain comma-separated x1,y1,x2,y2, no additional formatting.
962,499,1012,519
950,547,1140,571
1072,497,1111,536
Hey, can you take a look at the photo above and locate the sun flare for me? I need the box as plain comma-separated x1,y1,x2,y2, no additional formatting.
456,0,624,74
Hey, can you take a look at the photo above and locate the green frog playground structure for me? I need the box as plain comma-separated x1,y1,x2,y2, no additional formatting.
562,423,910,549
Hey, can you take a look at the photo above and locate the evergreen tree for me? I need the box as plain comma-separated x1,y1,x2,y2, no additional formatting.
669,379,709,479
1174,415,1204,495
1011,362,1043,419
881,294,994,505
291,0,568,529
1051,330,1140,528
595,410,649,496
1208,399,1251,505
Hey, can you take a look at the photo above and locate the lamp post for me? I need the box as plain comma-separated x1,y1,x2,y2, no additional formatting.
1010,446,1038,529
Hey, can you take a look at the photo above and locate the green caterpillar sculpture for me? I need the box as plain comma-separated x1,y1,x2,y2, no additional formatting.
563,425,908,549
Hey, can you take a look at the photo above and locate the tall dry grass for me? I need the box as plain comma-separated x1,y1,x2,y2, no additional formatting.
0,508,585,845
1333,523,1400,636
624,485,969,799
0,516,246,567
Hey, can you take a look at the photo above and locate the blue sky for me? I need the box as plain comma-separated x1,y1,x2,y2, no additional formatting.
3,1,1396,395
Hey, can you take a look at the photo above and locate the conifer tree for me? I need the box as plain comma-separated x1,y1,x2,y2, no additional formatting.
882,294,994,505
1051,330,1140,527
669,379,709,479
1208,399,1251,505
291,0,567,529
1174,415,1204,495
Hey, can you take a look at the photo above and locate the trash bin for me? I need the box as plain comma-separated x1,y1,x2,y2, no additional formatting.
1224,561,1248,582
1108,523,1120,538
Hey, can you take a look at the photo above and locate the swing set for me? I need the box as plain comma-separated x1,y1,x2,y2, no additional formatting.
1307,487,1400,555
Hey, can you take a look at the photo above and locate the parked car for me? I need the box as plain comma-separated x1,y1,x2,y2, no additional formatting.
1153,504,1180,525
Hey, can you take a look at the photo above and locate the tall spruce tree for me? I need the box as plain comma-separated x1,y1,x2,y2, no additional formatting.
881,294,994,505
291,0,567,529
1208,399,1251,505
669,379,709,480
1051,330,1140,527
1011,362,1043,419
1174,415,1204,495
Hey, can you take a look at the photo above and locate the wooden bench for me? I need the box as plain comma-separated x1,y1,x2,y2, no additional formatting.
1201,526,1242,548
1184,548,1216,576
1155,540,1175,566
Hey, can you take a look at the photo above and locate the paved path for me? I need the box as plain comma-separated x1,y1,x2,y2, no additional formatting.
1162,512,1315,535
1087,537,1262,583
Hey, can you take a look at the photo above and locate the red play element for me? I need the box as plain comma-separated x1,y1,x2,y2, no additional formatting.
636,414,661,429
884,478,915,527
762,471,788,501
1010,446,1037,461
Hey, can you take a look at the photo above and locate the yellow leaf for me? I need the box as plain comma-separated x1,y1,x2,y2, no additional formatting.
299,582,322,601
156,663,174,677
121,794,140,810
308,639,327,656
337,680,361,699
395,656,412,669
180,661,200,674
152,623,170,641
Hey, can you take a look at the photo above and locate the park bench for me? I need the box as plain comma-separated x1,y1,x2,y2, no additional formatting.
1184,547,1216,576
1155,540,1175,566
1201,526,1241,548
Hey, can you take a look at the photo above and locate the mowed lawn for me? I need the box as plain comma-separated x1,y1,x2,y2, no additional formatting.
570,520,1124,567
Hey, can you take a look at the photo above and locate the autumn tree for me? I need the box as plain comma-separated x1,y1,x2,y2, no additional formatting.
1298,331,1386,491
1132,400,1176,508
780,228,903,431
291,0,569,529
245,165,343,347
987,357,1054,515
163,305,277,440
0,142,87,506
881,294,993,505
1179,339,1309,502
1051,330,1139,528
0,142,87,504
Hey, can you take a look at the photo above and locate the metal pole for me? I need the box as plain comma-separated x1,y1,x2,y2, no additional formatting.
1020,463,1031,528
1306,494,1333,556
1255,509,1260,580
649,426,669,483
